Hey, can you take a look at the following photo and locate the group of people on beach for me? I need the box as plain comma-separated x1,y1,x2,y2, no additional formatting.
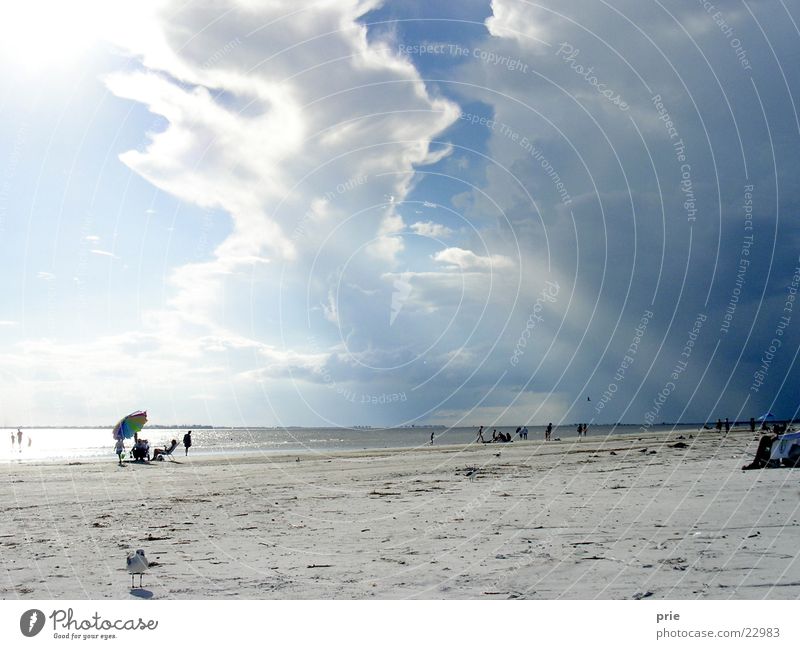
475,426,515,443
475,422,588,443
115,430,192,465
710,417,789,434
9,428,30,452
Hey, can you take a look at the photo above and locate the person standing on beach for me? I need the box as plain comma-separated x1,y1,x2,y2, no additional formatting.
725,418,731,433
115,438,125,466
17,429,23,452
183,430,192,456
430,431,435,445
750,417,756,433
583,423,589,437
522,425,528,440
546,423,552,441
10,432,14,449
716,419,722,432
576,423,583,438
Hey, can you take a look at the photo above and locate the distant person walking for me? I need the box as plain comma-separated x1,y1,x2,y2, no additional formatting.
546,423,552,441
430,431,435,445
725,418,731,433
10,432,15,448
716,419,722,432
583,423,589,437
183,430,192,456
476,426,486,443
750,417,756,433
17,429,23,452
577,423,583,438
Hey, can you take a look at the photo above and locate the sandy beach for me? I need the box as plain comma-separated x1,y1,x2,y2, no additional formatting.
1,428,798,600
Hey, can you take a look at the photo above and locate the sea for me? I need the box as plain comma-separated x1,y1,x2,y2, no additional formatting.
0,424,704,463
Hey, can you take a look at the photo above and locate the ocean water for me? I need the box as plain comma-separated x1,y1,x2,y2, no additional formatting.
0,424,704,463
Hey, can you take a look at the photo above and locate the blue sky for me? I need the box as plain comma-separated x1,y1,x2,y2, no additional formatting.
1,0,799,427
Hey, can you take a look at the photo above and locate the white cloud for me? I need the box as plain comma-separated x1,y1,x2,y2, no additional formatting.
410,221,453,238
0,1,469,425
366,234,404,262
485,0,553,47
103,0,458,324
90,249,118,258
432,247,514,271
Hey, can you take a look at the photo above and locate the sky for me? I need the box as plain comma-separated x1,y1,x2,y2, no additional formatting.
1,0,799,428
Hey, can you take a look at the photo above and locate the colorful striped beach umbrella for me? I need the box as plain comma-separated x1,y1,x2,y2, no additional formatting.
112,411,148,440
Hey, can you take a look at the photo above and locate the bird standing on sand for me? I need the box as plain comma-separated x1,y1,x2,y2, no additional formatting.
126,549,149,588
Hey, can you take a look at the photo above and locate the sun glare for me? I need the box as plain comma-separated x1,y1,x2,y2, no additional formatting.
0,0,106,75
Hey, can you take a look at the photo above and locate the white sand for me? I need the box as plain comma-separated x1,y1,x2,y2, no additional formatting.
1,428,799,599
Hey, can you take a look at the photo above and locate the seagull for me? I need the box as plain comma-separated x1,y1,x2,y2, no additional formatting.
126,549,149,588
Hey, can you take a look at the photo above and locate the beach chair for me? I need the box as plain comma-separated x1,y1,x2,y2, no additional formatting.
152,440,178,462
